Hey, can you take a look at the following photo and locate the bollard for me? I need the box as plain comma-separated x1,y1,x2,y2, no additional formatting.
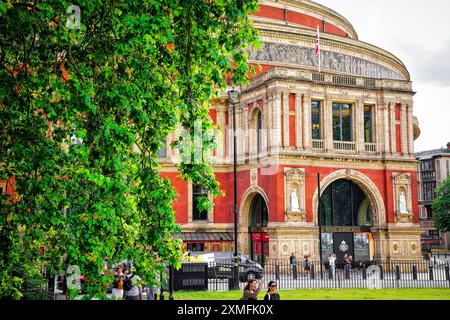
429,264,434,281
445,263,450,287
275,263,280,281
169,266,174,300
160,270,165,300
362,264,367,280
413,266,417,280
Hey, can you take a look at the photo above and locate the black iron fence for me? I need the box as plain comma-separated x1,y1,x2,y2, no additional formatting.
170,259,450,292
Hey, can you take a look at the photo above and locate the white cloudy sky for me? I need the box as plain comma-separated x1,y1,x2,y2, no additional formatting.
316,0,450,152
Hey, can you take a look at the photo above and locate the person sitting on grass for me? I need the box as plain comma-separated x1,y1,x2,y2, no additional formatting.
240,278,263,301
264,281,280,301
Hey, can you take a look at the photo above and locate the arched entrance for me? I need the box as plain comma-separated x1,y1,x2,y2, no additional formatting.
248,193,269,264
319,179,375,264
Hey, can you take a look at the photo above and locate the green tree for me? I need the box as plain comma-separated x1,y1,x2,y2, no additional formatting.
0,0,259,299
433,177,450,233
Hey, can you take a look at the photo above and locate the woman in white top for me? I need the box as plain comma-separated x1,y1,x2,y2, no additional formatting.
328,254,337,279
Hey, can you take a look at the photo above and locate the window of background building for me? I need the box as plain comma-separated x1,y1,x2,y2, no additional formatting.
364,105,374,143
157,138,167,158
332,103,353,142
429,229,440,239
311,100,322,140
187,243,204,252
193,184,208,221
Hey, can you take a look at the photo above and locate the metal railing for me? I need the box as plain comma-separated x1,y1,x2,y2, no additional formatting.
170,259,450,292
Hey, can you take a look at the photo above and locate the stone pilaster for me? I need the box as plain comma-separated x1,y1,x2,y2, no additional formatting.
283,92,290,148
407,104,414,155
355,99,365,153
295,93,303,149
390,102,397,155
303,94,312,150
216,105,227,163
273,92,282,150
401,103,408,155
324,95,333,151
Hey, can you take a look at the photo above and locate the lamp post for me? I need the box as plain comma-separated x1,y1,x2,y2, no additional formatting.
228,87,241,290
317,173,323,279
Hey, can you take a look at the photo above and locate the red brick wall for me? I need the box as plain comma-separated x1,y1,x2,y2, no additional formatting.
252,4,348,37
163,165,419,226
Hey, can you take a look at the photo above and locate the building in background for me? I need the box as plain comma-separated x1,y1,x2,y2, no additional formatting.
417,143,450,250
159,0,423,263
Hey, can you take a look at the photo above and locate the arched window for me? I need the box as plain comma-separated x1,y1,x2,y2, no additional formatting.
250,193,268,228
319,179,373,227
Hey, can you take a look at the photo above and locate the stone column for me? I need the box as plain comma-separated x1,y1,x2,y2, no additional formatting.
390,102,397,155
376,104,385,154
324,95,333,151
407,103,415,155
227,105,233,162
273,92,282,150
241,103,249,163
295,93,303,149
303,94,312,150
266,95,273,154
401,103,408,155
355,99,365,153
216,105,227,164
283,92,290,148
382,103,390,155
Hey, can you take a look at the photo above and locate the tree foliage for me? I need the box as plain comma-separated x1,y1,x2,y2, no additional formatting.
0,0,259,299
433,177,450,233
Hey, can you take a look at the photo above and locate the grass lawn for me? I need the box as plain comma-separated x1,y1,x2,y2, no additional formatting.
173,288,450,300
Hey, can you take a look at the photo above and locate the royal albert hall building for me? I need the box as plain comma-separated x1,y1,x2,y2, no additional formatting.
160,0,423,263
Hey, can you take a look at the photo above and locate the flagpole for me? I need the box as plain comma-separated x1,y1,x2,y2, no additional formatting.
315,25,321,73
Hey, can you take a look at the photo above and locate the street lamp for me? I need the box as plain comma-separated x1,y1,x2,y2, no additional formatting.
228,87,241,290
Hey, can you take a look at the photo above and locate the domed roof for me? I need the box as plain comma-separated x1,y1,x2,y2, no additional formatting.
249,0,410,81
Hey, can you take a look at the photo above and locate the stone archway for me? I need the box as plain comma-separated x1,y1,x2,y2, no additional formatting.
311,169,386,228
238,186,270,256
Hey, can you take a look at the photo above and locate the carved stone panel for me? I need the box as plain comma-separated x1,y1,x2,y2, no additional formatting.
285,168,307,223
248,42,404,80
393,173,413,224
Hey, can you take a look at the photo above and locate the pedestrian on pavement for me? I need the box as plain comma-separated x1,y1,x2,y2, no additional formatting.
328,253,337,279
303,254,311,276
123,268,143,300
112,264,125,300
240,278,263,301
289,252,296,275
264,281,280,301
291,253,298,277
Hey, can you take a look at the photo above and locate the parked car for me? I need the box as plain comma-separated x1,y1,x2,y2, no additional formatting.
188,252,264,282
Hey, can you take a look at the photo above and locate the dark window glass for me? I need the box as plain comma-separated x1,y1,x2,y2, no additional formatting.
193,184,208,221
332,103,353,142
311,101,321,140
187,243,204,252
250,194,268,228
319,179,372,227
364,105,373,143
257,111,262,153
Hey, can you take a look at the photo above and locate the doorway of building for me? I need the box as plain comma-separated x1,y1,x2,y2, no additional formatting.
319,179,374,264
249,193,269,264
